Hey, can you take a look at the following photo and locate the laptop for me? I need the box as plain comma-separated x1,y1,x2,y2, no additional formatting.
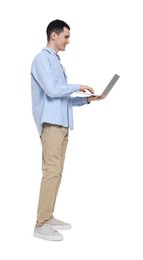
77,74,120,98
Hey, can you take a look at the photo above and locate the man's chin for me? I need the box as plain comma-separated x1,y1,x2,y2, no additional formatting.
62,46,66,51
59,47,66,51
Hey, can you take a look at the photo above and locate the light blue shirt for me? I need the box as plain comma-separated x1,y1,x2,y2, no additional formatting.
31,47,88,136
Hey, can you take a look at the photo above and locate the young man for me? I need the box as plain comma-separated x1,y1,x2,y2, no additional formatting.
31,19,104,241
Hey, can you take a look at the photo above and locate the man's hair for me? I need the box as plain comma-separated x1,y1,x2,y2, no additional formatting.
46,19,70,41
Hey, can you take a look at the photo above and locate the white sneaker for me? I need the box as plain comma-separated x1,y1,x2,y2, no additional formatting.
33,223,63,241
47,218,72,230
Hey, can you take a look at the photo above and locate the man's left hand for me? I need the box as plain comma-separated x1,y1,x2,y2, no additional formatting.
87,95,107,102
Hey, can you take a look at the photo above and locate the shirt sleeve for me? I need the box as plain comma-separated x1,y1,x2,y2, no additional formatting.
31,53,80,98
70,96,88,106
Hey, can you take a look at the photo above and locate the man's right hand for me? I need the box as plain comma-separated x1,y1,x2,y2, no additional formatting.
80,85,94,94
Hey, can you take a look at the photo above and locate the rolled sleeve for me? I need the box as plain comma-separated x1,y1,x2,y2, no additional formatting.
70,97,88,106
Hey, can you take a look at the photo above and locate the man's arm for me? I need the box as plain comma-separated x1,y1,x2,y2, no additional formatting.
31,54,94,98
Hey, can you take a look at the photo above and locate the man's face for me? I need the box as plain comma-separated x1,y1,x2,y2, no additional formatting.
54,27,70,52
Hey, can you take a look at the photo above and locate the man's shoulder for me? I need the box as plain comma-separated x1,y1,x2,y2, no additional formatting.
32,48,52,63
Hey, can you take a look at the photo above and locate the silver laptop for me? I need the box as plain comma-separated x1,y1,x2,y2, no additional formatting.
78,74,120,97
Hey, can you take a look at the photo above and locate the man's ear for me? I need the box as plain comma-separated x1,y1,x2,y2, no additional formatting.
51,32,57,41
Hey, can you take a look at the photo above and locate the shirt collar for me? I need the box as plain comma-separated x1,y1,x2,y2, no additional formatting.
43,47,61,60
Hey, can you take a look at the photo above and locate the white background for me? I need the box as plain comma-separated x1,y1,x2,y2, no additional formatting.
0,0,143,259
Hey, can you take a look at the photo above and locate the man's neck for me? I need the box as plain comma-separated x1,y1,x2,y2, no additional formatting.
47,43,58,53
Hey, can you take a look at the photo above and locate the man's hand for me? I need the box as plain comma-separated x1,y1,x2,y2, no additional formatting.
87,95,107,102
80,85,94,94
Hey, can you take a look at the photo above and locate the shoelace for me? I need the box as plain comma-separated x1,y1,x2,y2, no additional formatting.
44,224,57,233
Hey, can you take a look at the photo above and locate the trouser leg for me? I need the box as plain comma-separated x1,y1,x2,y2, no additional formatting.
53,128,69,209
36,124,68,226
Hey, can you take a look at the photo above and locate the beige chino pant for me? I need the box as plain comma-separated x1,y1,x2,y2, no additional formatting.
36,123,69,226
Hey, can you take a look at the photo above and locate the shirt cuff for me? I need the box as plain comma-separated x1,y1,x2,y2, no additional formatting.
87,98,90,104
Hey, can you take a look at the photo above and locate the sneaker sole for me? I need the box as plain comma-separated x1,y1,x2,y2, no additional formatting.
33,232,63,241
